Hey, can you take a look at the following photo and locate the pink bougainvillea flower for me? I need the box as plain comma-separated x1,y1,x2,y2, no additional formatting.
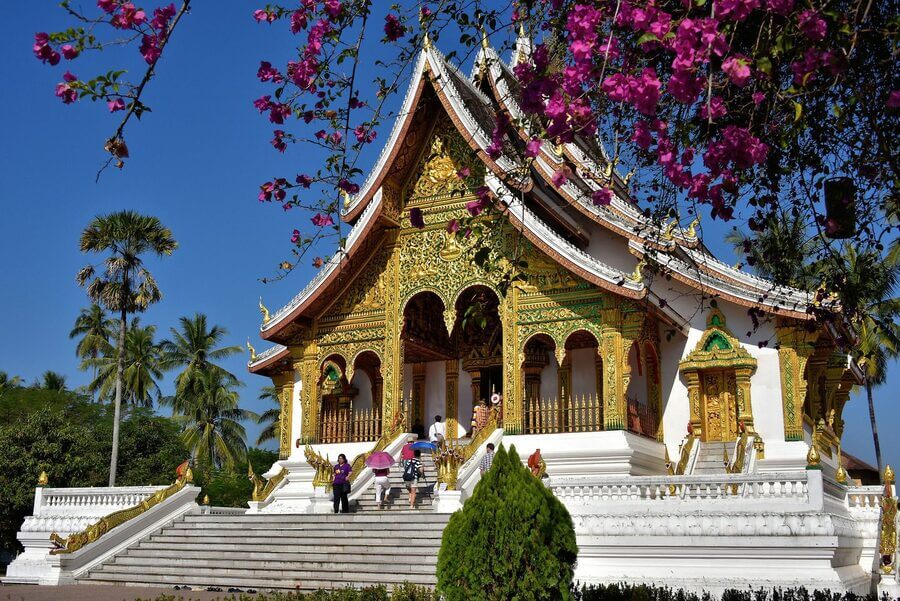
456,167,471,179
752,91,766,105
63,70,77,83
107,98,126,112
151,4,176,31
525,138,542,158
290,9,308,33
409,208,425,229
139,35,162,64
716,0,760,22
271,130,287,153
384,14,404,41
98,0,116,13
722,55,752,87
253,9,276,23
888,91,900,109
551,169,569,187
667,70,703,104
632,120,653,150
324,0,343,19
447,219,460,234
55,83,77,104
268,103,292,124
338,179,359,195
295,174,313,188
61,44,79,60
466,186,492,216
311,213,335,227
592,188,613,206
797,10,827,42
291,229,301,243
253,95,271,112
353,124,376,144
700,96,728,120
33,33,60,65
765,0,794,15
257,61,283,83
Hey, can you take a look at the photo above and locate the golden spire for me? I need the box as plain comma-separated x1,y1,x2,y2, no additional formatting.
202,494,210,506
37,471,48,486
885,464,895,484
686,215,701,238
420,8,431,50
480,24,489,50
341,189,351,209
246,338,257,362
259,297,271,325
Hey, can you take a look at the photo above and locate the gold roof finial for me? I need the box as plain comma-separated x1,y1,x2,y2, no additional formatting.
627,259,647,283
686,215,701,238
341,189,351,209
885,464,895,484
420,8,431,50
259,297,271,325
661,218,677,241
246,338,257,362
835,444,848,484
202,494,210,506
37,471,48,486
479,24,489,49
806,443,821,469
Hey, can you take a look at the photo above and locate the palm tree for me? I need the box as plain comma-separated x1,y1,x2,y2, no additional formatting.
255,385,281,446
40,371,67,391
0,371,23,401
86,320,164,408
836,244,900,473
168,369,257,472
76,210,177,486
159,313,241,410
70,304,116,402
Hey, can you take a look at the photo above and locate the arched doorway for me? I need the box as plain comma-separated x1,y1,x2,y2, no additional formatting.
402,291,452,438
453,286,503,419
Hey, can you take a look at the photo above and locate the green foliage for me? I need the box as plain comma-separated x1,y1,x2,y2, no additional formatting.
0,401,186,554
436,444,578,601
199,448,279,508
574,583,880,601
85,319,164,406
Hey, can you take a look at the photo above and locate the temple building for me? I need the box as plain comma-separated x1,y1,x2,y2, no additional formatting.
6,35,898,597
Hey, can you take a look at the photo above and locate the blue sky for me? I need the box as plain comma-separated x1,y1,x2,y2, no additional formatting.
0,3,896,470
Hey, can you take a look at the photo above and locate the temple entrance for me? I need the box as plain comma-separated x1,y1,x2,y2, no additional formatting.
477,366,503,400
699,369,738,442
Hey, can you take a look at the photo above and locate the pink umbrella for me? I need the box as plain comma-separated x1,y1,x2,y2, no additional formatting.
364,451,395,469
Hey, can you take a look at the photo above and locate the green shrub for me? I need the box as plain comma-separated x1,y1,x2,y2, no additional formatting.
436,444,578,601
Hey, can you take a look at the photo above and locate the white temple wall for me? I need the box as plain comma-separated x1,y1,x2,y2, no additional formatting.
350,370,373,411
540,355,559,400
584,222,642,274
424,360,446,422
570,347,598,399
457,361,474,430
659,324,691,456
287,375,303,463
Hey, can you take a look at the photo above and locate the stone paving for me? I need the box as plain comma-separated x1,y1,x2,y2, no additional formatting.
0,584,250,601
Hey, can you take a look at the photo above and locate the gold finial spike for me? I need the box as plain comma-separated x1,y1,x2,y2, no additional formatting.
686,216,701,238
184,466,193,483
341,189,351,209
806,443,821,469
202,494,210,506
628,259,647,283
420,9,432,50
661,218,677,241
259,297,271,325
37,471,48,487
885,464,895,484
246,338,257,362
835,464,848,484
480,24,490,49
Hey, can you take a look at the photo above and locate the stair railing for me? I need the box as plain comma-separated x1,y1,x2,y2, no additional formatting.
442,409,504,501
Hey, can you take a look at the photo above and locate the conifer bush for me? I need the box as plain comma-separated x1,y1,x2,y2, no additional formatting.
436,444,578,601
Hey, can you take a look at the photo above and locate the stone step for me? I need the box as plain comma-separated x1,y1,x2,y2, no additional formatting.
148,534,441,546
170,518,441,530
131,541,441,556
180,512,445,524
109,555,438,573
82,571,435,590
90,564,437,584
156,523,440,536
122,548,439,563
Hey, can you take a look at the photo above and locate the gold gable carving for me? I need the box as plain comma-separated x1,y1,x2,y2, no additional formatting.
410,118,483,200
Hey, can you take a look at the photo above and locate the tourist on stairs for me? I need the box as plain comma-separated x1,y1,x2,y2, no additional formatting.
403,449,424,509
401,435,415,468
428,415,446,445
332,454,352,513
373,466,391,509
480,443,496,475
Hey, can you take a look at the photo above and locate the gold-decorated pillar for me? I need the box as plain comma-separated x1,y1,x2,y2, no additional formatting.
272,371,294,460
445,359,459,440
558,355,572,429
683,370,702,436
775,321,819,441
381,233,404,429
734,367,754,433
601,324,627,431
502,286,522,433
294,341,319,445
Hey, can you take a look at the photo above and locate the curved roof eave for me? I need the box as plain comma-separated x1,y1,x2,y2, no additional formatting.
248,344,290,374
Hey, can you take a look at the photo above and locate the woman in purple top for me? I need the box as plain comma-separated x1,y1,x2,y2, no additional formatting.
332,454,352,513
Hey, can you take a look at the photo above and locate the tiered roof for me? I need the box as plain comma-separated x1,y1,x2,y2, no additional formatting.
250,36,836,373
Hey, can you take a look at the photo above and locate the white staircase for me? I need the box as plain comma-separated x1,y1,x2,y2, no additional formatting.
80,510,450,591
692,441,729,474
353,453,438,512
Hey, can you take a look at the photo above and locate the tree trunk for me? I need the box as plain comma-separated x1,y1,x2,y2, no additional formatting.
865,378,883,475
109,309,127,487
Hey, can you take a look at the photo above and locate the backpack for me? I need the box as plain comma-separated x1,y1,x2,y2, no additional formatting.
402,460,419,482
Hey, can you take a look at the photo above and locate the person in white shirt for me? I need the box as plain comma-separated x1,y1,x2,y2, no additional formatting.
428,415,446,444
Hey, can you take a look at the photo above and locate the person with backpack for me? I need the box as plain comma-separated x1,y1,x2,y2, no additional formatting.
402,449,424,509
400,436,415,467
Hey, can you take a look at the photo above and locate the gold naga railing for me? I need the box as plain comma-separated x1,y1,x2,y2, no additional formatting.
306,398,410,489
524,394,602,434
880,465,897,576
318,405,382,444
435,408,500,490
50,462,195,555
247,461,288,503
